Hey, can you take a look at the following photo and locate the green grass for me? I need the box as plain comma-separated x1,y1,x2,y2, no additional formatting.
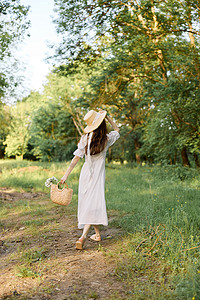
106,166,200,241
20,248,48,264
0,159,200,299
16,266,41,278
0,159,80,192
105,164,200,299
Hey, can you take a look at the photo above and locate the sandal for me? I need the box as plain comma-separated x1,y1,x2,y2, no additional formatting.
90,234,101,242
75,238,85,250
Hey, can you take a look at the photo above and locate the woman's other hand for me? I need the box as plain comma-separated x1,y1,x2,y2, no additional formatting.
60,175,67,184
60,156,80,185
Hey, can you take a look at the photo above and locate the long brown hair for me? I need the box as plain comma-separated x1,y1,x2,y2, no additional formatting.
85,119,108,155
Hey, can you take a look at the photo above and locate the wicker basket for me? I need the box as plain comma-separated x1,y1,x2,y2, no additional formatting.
50,182,73,206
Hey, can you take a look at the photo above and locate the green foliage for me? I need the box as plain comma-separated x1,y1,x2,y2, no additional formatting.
141,78,200,165
4,101,30,159
2,71,88,161
29,102,78,161
0,104,11,157
107,126,136,163
0,0,30,99
1,0,200,166
51,0,200,167
0,0,30,59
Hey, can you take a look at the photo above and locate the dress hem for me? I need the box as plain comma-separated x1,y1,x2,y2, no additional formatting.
78,222,108,229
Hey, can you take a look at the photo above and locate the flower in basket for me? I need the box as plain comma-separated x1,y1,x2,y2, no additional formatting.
45,176,58,188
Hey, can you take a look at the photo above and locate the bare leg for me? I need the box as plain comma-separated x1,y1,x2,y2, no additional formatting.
80,224,91,241
94,225,100,237
76,224,91,250
90,225,101,241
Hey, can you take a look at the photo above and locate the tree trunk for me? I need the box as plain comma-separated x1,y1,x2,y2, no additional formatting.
134,137,141,164
16,155,23,160
72,117,82,136
107,147,112,163
187,2,200,87
181,147,190,167
151,3,168,83
0,149,4,159
120,140,124,164
194,153,200,168
174,151,177,164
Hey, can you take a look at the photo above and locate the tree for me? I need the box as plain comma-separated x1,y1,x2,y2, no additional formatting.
29,103,77,161
0,0,29,99
52,0,200,166
0,103,11,158
4,101,30,159
26,73,86,161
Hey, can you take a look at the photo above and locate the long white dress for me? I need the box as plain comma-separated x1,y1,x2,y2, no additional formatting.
73,131,120,229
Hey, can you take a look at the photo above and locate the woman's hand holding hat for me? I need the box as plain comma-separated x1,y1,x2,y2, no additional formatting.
98,108,109,120
98,108,106,114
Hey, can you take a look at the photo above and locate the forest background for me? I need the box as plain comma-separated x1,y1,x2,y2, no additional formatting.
1,0,200,167
0,1,200,299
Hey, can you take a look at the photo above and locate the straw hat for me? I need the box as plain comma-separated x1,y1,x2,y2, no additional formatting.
84,110,107,133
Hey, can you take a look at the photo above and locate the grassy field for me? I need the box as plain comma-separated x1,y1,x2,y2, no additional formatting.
0,159,200,299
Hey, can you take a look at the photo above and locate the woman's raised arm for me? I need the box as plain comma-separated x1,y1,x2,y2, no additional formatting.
98,109,119,132
106,115,119,132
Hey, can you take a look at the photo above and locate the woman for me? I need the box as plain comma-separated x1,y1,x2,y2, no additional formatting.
61,109,120,250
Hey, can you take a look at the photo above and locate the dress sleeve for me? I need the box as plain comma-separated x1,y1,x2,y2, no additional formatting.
73,135,87,158
107,131,120,148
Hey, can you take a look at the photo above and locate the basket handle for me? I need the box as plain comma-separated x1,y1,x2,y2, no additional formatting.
57,181,68,192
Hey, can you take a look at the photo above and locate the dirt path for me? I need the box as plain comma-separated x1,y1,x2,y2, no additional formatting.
0,189,126,299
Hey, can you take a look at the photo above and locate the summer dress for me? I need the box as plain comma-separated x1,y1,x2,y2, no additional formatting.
73,131,120,229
